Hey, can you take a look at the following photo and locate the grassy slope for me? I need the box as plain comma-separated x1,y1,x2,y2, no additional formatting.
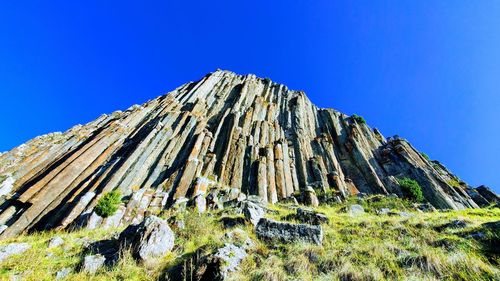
0,197,499,281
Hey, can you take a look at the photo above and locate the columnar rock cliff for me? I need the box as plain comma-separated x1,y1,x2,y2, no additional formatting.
0,70,493,238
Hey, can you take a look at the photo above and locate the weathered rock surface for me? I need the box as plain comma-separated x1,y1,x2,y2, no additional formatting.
165,229,254,281
48,236,64,248
0,242,30,262
82,254,106,273
348,204,365,217
0,70,493,238
256,218,323,245
289,208,329,225
119,215,174,263
55,267,72,279
242,201,266,226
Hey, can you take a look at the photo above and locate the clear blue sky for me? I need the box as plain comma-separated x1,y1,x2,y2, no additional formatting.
1,1,499,192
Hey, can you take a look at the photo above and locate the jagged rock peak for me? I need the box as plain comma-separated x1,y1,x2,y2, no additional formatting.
0,70,492,238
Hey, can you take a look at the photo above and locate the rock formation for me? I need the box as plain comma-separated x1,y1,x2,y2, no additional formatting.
0,70,494,239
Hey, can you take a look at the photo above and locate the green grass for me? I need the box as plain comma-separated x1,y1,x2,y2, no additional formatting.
0,175,7,185
1,197,499,280
448,179,463,188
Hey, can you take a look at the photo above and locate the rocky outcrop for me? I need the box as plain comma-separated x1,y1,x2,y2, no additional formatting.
255,218,323,245
287,208,329,225
118,215,174,263
0,70,491,238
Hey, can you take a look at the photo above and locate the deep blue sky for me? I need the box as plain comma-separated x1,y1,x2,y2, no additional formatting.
1,1,499,192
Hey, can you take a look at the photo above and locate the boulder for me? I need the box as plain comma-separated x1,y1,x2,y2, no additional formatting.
82,254,105,273
119,215,175,263
48,236,64,248
294,208,329,225
212,243,248,276
255,218,323,245
305,186,319,207
243,201,265,226
348,204,365,217
56,267,71,279
377,208,390,215
165,241,252,281
0,243,31,262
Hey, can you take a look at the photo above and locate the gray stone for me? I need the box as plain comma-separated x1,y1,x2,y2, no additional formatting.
348,204,365,217
295,208,329,225
398,211,413,218
377,208,390,215
56,267,71,279
0,243,31,262
414,203,436,212
213,243,248,276
256,218,323,245
194,195,206,213
48,236,64,248
119,215,174,263
243,201,265,226
85,212,103,230
82,254,105,273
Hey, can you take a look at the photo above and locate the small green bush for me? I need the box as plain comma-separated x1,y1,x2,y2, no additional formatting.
95,190,121,218
421,153,430,161
351,114,366,124
447,179,462,188
397,178,424,202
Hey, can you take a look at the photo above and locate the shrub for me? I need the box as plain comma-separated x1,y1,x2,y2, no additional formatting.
351,114,366,124
95,190,122,218
397,178,424,202
447,179,462,188
421,153,430,161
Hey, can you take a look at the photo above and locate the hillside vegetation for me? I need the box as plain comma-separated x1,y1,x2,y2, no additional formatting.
0,196,499,281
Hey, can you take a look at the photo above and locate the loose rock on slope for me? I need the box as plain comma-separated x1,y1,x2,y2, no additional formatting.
255,218,323,245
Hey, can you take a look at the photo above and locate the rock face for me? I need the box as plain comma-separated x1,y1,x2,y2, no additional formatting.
255,218,323,245
0,70,493,238
242,201,266,226
119,215,174,263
